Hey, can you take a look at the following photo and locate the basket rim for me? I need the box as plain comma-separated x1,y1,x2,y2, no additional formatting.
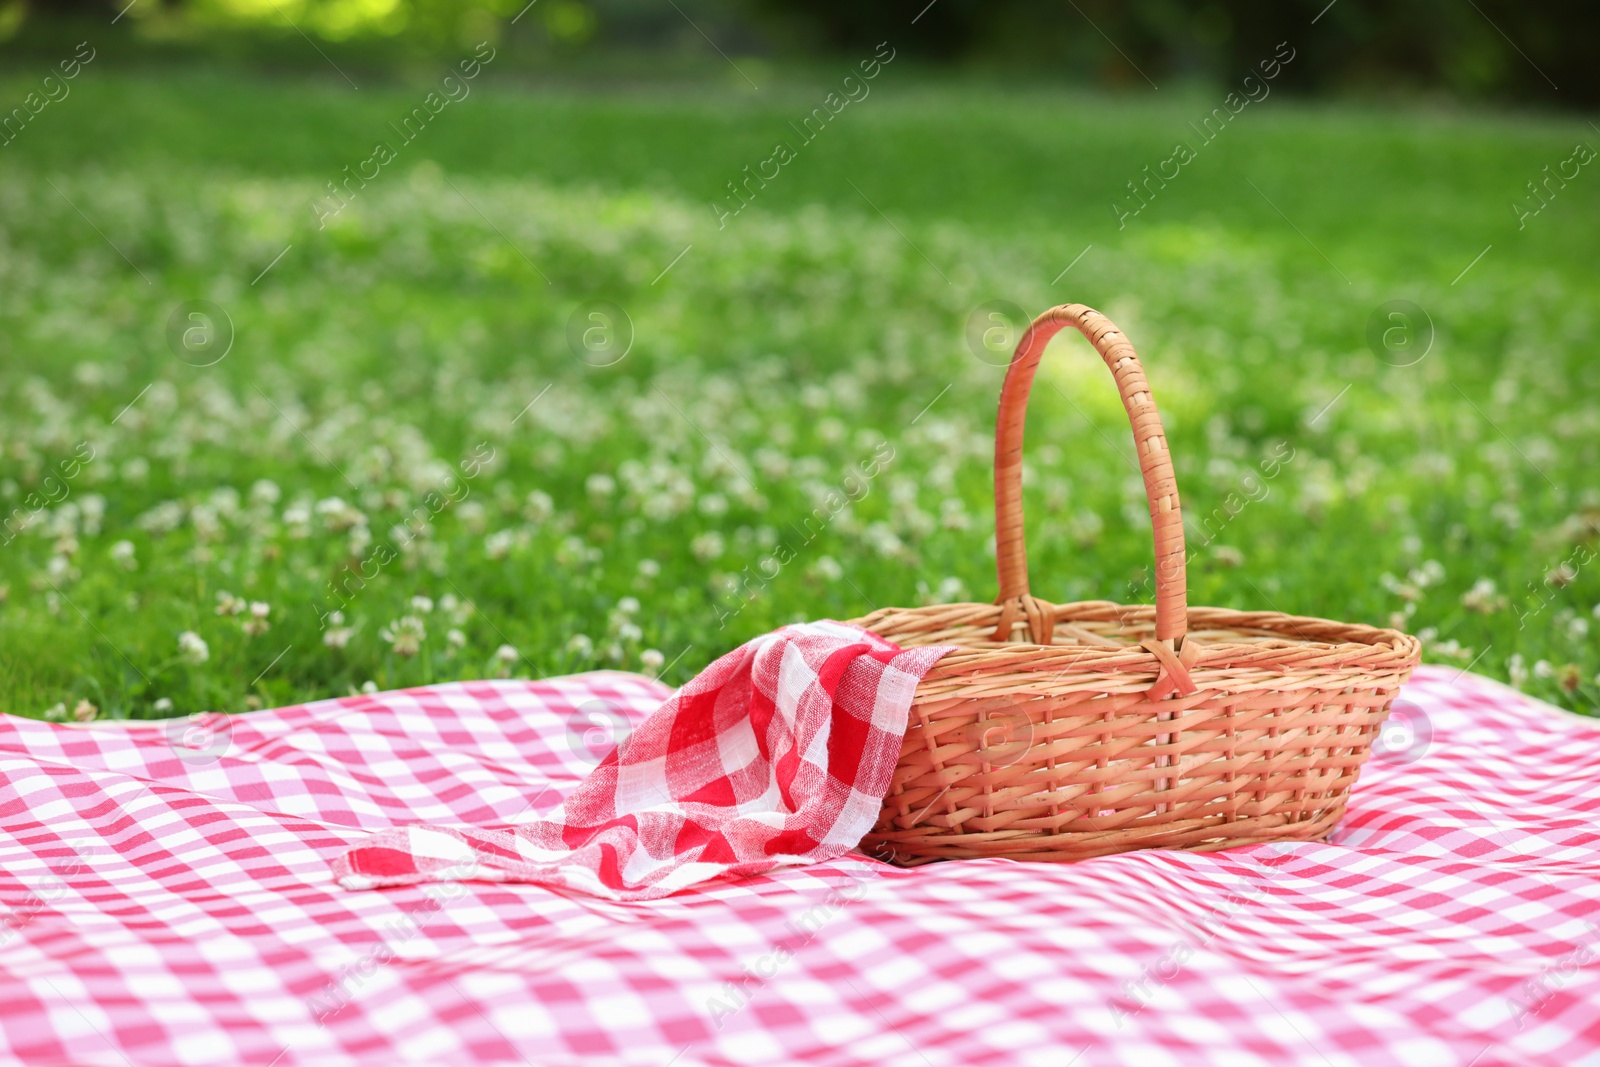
853,598,1421,664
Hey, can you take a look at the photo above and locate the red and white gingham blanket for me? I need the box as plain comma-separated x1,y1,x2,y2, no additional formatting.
1,664,1597,1066
334,621,951,899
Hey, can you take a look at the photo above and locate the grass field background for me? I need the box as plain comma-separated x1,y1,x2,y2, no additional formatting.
1,61,1597,720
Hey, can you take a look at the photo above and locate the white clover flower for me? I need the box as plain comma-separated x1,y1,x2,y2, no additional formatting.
811,556,843,581
639,648,665,675
1546,563,1577,588
315,497,365,532
456,500,487,534
323,626,354,650
1461,578,1505,614
380,615,426,657
208,487,241,518
1381,571,1423,602
42,702,67,722
110,540,137,569
616,596,640,615
1533,659,1555,679
446,627,466,651
177,630,210,665
313,496,346,517
481,530,513,561
690,532,724,563
1212,546,1245,568
360,680,379,694
243,602,271,637
250,479,281,506
282,503,312,537
152,697,173,714
939,499,971,530
864,523,904,557
410,595,434,614
79,496,105,535
72,699,97,723
523,490,554,524
637,559,660,579
556,536,598,566
190,505,223,542
586,473,617,498
135,501,185,535
642,492,685,521
491,643,519,677
1490,501,1521,530
754,448,790,480
565,634,594,658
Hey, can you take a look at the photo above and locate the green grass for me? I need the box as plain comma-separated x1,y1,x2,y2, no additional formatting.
1,63,1597,719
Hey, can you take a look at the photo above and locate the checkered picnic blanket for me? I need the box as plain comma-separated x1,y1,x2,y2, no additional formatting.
1,665,1597,1066
334,621,951,899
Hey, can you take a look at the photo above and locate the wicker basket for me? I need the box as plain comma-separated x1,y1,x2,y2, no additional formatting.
854,303,1420,866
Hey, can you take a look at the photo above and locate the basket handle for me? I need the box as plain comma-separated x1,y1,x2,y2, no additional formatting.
994,304,1188,644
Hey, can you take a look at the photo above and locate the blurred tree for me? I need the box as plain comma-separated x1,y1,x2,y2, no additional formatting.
738,0,1595,107
7,0,1596,107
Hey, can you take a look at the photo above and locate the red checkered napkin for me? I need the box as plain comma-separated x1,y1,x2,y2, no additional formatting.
333,621,951,900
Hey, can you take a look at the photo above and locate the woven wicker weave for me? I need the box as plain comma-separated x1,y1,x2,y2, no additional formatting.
855,304,1419,866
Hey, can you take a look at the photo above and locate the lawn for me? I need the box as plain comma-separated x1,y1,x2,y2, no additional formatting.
1,59,1596,720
